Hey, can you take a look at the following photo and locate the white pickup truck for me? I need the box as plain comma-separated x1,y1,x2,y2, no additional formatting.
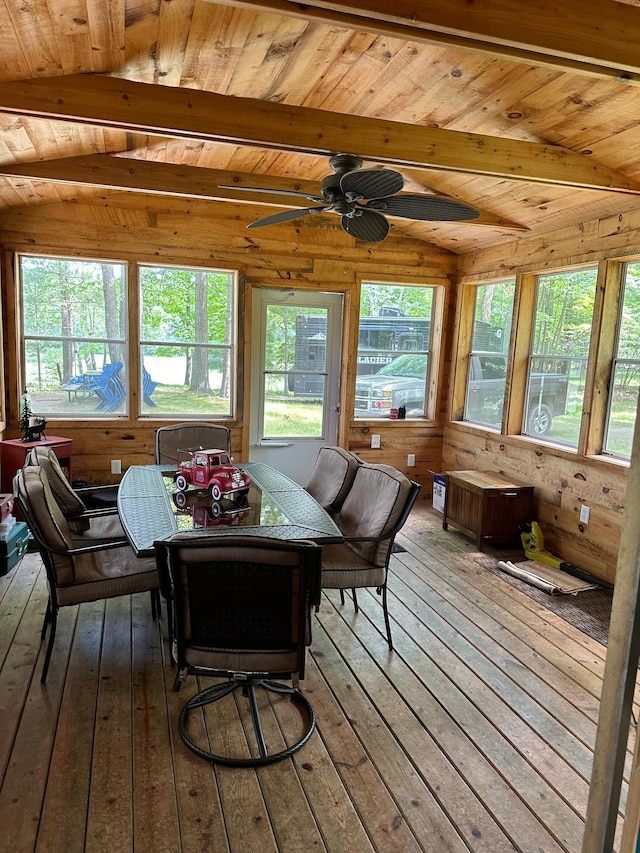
354,353,569,435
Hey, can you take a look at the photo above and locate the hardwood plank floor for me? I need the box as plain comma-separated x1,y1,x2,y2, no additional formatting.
0,503,635,853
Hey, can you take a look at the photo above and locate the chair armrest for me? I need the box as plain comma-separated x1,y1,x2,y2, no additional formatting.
30,534,132,557
340,533,392,545
78,507,120,519
76,484,119,494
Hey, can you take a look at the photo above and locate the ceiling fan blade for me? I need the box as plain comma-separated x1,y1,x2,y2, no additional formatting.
247,205,328,229
341,210,390,242
365,194,480,221
340,169,404,201
219,184,325,204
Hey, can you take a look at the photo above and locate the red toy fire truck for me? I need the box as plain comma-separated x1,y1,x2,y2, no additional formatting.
173,448,251,501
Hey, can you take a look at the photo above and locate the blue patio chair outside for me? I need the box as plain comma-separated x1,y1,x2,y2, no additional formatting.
88,362,125,412
143,367,158,407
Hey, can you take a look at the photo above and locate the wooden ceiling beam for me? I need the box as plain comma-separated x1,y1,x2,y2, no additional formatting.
0,154,528,231
220,0,640,83
1,75,639,195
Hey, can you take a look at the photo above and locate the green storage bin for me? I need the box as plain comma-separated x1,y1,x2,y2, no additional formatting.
0,521,30,576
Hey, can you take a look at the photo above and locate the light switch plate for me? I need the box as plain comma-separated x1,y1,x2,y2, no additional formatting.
579,504,590,524
371,434,381,449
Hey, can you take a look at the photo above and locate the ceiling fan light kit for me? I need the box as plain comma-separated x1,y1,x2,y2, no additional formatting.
222,153,480,242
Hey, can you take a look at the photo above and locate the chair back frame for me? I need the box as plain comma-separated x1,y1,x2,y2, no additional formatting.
155,422,232,466
155,534,322,684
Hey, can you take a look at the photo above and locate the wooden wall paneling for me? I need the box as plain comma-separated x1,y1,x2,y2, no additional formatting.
2,251,20,428
449,278,476,422
504,272,536,436
0,249,5,433
337,286,356,450
457,210,640,283
347,424,443,497
576,260,608,455
127,261,141,419
236,271,250,460
426,284,446,422
585,259,624,456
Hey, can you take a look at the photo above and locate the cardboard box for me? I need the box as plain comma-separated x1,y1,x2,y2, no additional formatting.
432,474,446,513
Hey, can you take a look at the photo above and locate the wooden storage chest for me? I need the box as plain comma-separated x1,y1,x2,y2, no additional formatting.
442,470,534,552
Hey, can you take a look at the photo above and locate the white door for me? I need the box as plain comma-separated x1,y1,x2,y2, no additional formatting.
249,288,343,484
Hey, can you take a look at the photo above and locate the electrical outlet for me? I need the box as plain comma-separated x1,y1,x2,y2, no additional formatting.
407,453,416,467
111,459,122,474
579,504,590,524
371,434,381,449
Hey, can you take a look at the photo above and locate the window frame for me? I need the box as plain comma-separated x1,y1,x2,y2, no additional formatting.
354,280,443,422
137,262,238,420
521,265,599,447
15,252,240,423
601,260,640,460
17,252,129,419
462,278,516,431
454,260,639,466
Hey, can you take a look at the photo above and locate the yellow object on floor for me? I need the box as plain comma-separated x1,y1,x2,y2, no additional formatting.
520,520,565,569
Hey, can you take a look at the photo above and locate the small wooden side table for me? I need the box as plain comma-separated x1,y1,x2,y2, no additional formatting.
0,436,73,496
442,470,534,551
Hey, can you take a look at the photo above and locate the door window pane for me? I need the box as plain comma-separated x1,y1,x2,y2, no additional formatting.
262,305,326,438
524,268,596,444
354,282,435,418
604,262,640,457
464,280,515,429
20,255,127,417
139,265,236,417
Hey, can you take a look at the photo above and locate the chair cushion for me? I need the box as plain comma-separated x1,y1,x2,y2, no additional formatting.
17,467,75,585
338,463,412,566
56,551,159,606
320,541,386,589
71,513,127,544
25,446,86,518
304,446,360,514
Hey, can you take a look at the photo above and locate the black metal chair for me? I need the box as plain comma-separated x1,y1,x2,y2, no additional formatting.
304,445,361,515
154,422,232,466
14,466,160,683
154,533,322,766
320,463,420,650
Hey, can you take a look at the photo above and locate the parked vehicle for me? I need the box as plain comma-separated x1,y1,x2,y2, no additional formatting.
466,354,569,435
173,448,251,501
354,353,429,417
354,353,569,435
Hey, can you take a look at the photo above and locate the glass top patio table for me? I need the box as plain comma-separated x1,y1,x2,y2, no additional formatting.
117,461,343,557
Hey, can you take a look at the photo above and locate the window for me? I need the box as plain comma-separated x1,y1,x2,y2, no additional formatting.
139,264,236,417
463,280,515,429
523,267,597,444
354,282,435,418
20,255,127,417
604,261,640,458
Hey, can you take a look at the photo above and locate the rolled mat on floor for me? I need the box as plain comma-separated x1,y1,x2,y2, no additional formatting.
496,560,598,595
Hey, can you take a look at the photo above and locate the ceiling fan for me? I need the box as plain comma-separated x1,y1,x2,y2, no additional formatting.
220,153,480,242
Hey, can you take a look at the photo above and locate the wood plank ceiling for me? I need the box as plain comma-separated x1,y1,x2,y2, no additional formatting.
3,0,640,254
